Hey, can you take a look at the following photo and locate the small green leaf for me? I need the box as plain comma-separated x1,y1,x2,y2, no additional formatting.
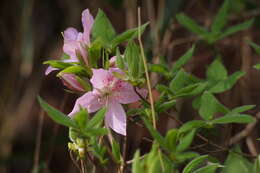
92,9,116,46
37,96,77,128
87,108,106,128
175,152,199,163
211,114,255,124
218,19,254,40
115,48,125,70
169,69,200,93
73,108,88,129
179,120,206,133
149,64,169,77
248,42,260,54
223,146,253,173
111,23,149,49
209,71,245,93
183,155,209,173
88,39,102,68
199,91,229,120
43,60,73,69
176,129,196,152
231,105,255,114
83,128,108,136
171,44,196,74
206,57,227,81
132,150,143,173
211,0,230,33
176,13,208,37
165,129,178,151
193,163,221,173
253,155,260,173
111,140,122,163
125,41,140,78
254,64,260,70
156,99,176,113
59,65,89,76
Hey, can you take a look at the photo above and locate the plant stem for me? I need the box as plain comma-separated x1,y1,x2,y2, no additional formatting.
137,7,156,129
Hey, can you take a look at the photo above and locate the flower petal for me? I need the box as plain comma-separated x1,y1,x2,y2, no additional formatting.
68,91,102,116
114,84,140,104
45,66,58,75
105,102,126,135
63,40,78,60
81,9,94,44
64,27,79,41
90,69,110,89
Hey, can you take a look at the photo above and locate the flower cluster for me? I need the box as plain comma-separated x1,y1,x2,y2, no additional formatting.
45,9,146,136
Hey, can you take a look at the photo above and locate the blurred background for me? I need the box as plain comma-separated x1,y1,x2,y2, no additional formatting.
1,0,260,172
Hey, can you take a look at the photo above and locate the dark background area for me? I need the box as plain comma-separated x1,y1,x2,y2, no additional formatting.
1,0,260,172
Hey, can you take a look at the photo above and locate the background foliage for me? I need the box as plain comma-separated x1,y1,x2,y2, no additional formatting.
1,0,260,172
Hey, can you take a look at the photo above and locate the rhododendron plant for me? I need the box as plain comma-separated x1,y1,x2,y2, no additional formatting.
38,3,259,172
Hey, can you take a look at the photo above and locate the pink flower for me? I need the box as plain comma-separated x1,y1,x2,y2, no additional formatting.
45,9,94,75
68,68,145,135
63,9,94,63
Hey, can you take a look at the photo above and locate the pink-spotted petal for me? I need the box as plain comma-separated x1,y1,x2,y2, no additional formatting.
105,102,126,136
114,83,140,104
81,9,94,44
68,91,102,117
90,69,110,89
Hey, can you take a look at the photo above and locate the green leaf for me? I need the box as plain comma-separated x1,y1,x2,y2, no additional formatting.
87,108,106,128
115,48,125,70
88,39,102,68
156,99,176,113
175,152,199,163
206,57,227,81
111,22,149,49
37,96,77,128
132,150,143,173
223,146,253,173
83,128,108,136
179,120,206,133
175,82,207,98
193,163,220,173
171,45,196,74
211,114,255,124
111,140,122,164
43,60,73,69
199,91,229,120
142,117,167,150
183,155,209,173
165,129,178,151
149,64,169,77
231,105,255,113
169,69,200,93
92,9,116,45
254,64,260,70
253,155,260,173
211,0,230,33
59,65,89,76
176,129,196,152
218,19,254,40
248,41,260,54
209,71,245,93
125,41,140,78
73,108,88,129
176,13,208,37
